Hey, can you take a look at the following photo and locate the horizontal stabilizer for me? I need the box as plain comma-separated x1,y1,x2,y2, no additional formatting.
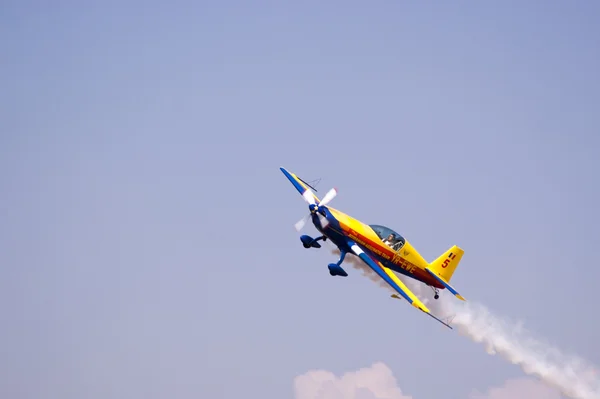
425,267,465,301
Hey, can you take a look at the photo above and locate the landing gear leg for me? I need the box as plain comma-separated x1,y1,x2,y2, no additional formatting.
336,250,346,265
429,285,440,300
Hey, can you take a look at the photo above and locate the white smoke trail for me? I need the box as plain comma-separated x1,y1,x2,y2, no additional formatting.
330,248,600,399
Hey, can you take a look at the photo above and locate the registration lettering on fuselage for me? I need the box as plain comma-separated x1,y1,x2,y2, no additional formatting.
392,252,416,273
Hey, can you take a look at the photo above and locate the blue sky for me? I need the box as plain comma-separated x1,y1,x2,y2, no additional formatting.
2,2,599,398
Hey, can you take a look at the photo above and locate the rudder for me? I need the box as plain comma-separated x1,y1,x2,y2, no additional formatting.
428,245,464,283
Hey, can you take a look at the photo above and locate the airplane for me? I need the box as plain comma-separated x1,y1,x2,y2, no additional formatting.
280,166,466,329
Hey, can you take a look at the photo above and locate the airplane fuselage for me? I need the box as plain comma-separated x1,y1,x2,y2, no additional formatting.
312,206,444,289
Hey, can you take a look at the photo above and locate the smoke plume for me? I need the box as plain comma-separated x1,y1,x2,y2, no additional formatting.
330,248,600,399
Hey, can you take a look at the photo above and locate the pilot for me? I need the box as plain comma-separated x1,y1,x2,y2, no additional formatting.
383,233,395,247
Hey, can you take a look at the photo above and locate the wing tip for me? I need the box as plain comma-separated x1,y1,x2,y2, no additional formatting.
280,166,291,177
413,302,430,314
423,310,454,330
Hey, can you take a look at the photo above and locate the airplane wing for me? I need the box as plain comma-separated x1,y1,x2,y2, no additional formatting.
280,167,321,203
348,242,453,329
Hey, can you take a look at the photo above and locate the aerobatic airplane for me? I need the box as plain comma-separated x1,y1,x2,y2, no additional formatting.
280,167,466,329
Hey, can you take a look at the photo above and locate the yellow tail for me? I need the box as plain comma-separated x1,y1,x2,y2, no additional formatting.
424,245,466,301
429,245,464,283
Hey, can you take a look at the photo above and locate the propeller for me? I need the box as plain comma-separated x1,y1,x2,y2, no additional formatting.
294,187,337,231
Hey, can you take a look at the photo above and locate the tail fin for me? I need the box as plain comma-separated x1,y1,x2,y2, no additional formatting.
429,245,464,282
425,246,466,301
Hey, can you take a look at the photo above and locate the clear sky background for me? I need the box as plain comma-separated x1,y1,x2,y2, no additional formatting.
2,2,599,398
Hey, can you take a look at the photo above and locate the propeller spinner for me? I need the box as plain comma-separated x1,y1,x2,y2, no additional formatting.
294,187,337,231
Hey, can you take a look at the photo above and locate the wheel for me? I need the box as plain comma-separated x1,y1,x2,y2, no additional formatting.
329,269,335,276
434,294,439,300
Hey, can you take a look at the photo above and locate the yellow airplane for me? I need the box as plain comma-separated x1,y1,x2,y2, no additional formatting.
280,167,466,329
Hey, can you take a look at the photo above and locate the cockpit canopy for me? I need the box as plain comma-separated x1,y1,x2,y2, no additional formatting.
369,224,406,251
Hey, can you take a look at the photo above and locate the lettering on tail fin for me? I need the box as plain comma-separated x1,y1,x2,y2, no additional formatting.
441,252,456,268
430,246,464,282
